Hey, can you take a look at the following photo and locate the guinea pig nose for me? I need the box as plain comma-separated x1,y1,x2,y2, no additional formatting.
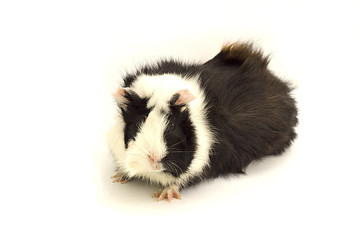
148,154,161,170
148,154,158,163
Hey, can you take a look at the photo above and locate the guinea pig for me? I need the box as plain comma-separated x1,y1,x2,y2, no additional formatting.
107,42,298,202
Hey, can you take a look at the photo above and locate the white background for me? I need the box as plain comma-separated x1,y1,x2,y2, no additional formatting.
1,0,359,239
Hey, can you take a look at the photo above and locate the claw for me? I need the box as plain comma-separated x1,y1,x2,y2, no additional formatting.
111,173,121,178
113,178,121,183
173,191,181,200
167,190,173,202
158,191,167,202
120,179,128,184
152,191,161,198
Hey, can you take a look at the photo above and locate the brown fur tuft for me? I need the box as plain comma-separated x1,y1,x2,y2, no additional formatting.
219,42,269,66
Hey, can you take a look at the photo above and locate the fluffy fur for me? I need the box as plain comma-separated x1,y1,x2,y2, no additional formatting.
107,42,298,193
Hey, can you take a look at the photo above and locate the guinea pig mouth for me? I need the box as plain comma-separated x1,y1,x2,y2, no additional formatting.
149,161,162,171
147,153,165,171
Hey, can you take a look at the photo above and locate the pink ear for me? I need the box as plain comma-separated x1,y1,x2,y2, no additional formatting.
174,89,196,105
112,88,129,104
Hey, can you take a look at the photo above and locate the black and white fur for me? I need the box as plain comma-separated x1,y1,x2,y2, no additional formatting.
107,42,298,201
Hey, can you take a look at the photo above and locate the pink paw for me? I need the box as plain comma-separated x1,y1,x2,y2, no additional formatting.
152,185,181,202
111,172,129,184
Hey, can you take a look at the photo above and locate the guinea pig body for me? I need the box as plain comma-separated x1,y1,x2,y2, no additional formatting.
107,42,298,201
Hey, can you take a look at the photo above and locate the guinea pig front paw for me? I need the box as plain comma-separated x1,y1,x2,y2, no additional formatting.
152,185,181,202
111,172,129,184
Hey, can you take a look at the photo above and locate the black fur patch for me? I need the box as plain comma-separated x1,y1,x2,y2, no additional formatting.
122,59,202,87
161,107,196,178
120,91,151,148
198,43,298,179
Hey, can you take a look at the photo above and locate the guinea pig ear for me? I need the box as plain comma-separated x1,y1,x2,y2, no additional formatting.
113,88,130,104
170,89,196,106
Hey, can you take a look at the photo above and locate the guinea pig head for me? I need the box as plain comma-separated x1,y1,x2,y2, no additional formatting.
114,88,197,179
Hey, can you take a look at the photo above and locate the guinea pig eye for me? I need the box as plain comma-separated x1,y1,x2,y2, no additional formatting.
170,123,175,130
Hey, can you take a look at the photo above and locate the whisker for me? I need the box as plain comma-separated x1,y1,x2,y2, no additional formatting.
171,164,180,176
169,162,182,174
165,161,182,176
168,150,196,153
165,162,177,176
168,139,186,149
